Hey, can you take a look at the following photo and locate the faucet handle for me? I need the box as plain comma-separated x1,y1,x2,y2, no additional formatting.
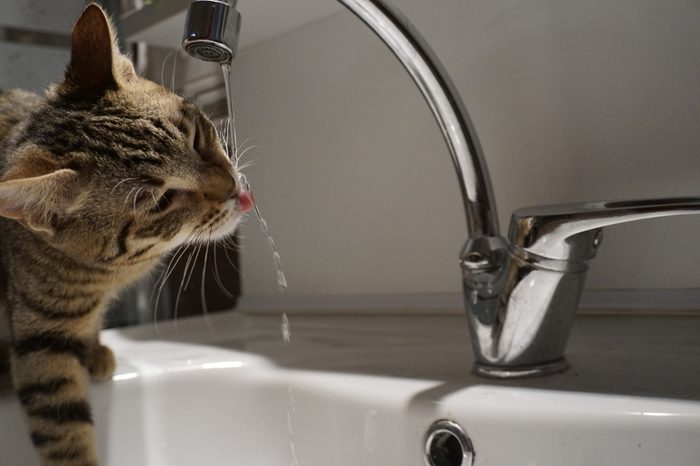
510,197,700,263
458,196,700,377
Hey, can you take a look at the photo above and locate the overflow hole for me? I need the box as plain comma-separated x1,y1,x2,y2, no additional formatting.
424,420,474,466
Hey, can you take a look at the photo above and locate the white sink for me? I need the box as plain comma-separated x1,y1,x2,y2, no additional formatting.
1,311,699,465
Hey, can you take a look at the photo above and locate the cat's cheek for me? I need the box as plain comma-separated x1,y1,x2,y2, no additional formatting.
160,225,201,252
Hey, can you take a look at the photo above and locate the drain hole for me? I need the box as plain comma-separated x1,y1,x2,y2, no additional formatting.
424,420,474,466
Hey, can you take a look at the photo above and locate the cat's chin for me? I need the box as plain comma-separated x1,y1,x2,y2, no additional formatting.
208,212,245,242
202,197,247,240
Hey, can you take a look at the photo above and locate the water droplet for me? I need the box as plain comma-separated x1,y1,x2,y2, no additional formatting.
281,313,291,345
286,411,294,434
287,387,299,466
259,218,269,234
364,409,377,464
277,270,288,291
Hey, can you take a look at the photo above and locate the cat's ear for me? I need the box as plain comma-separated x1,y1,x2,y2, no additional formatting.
65,3,119,93
0,165,83,235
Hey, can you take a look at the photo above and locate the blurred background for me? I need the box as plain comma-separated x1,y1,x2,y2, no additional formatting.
1,0,699,325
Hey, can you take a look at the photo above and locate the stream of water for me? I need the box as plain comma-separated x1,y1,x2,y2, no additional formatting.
222,64,288,291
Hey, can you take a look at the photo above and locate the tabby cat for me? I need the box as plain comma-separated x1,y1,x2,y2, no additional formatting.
0,4,252,465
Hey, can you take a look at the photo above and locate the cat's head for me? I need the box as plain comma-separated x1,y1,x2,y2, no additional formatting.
0,4,251,268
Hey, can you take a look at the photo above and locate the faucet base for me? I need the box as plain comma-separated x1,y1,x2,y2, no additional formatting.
472,358,569,379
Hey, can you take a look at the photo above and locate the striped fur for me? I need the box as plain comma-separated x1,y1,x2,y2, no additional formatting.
0,5,247,466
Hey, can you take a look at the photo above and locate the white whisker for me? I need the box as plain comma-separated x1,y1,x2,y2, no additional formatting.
236,144,259,163
171,50,179,91
132,187,145,214
124,187,138,208
212,242,236,299
200,231,212,314
160,50,175,90
183,241,204,291
237,160,258,172
172,233,205,333
111,178,135,194
151,228,201,321
221,240,239,269
236,137,253,152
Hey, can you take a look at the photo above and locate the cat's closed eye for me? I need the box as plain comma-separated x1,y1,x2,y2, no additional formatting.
152,188,186,212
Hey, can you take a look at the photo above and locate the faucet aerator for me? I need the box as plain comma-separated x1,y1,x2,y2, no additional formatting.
183,0,241,64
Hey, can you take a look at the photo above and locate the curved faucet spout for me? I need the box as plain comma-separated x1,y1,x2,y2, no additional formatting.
337,0,500,239
184,0,700,379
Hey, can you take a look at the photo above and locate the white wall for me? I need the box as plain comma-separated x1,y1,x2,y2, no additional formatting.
6,0,699,309
0,1,85,92
227,0,700,308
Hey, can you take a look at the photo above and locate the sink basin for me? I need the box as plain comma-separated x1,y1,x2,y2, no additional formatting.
1,311,699,465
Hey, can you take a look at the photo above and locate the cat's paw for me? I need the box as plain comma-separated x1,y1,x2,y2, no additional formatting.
87,344,116,381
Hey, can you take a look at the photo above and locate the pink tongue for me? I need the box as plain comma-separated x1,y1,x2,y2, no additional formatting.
238,191,254,213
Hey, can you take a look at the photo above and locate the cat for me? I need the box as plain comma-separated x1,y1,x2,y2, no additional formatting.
0,4,252,465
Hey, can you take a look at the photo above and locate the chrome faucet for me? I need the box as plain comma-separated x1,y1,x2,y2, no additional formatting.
183,0,242,65
183,0,700,378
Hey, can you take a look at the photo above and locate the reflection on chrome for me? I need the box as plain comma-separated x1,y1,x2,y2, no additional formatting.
464,198,700,378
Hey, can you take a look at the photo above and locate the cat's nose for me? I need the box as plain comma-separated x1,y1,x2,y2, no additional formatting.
200,168,237,203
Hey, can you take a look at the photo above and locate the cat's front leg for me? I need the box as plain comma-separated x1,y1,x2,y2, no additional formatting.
87,340,116,382
10,311,101,466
